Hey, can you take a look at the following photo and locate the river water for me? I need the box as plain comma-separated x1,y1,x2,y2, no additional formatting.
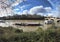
1,20,60,32
0,20,43,32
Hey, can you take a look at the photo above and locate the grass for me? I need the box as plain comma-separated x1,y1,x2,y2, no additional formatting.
0,25,60,42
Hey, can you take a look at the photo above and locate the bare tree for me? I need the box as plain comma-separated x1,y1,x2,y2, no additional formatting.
0,0,19,16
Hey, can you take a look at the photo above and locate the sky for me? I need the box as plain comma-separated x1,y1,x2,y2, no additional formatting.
0,0,60,17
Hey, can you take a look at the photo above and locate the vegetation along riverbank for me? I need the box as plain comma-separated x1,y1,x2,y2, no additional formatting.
0,25,60,42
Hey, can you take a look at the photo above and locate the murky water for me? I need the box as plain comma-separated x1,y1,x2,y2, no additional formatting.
0,20,60,32
0,20,43,32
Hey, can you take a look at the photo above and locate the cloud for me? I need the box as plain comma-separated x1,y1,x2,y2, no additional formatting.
37,13,44,16
12,0,27,6
18,6,52,16
20,0,27,3
44,7,52,12
13,5,52,16
20,6,52,15
22,10,28,14
28,6,52,15
29,6,45,14
13,8,19,11
12,2,19,6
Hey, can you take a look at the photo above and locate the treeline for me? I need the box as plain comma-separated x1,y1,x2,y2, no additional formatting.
0,26,60,42
0,14,45,20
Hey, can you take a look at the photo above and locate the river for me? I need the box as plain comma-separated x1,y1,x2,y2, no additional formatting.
0,20,43,32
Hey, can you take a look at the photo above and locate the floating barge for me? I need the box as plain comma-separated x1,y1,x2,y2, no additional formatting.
14,23,42,26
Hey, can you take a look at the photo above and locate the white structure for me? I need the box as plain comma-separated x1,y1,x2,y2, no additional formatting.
44,16,60,25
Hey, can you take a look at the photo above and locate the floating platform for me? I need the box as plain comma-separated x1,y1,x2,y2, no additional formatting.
14,23,43,26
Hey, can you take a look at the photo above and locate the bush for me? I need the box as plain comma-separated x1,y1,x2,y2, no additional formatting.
0,26,60,42
15,29,23,33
